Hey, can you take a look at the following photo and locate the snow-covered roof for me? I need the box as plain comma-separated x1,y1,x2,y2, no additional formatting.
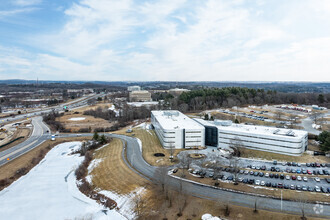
152,110,204,130
194,118,308,139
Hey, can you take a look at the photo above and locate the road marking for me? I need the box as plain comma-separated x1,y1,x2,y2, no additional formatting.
0,139,39,161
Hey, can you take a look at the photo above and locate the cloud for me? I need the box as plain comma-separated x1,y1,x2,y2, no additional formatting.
12,0,42,6
1,0,330,81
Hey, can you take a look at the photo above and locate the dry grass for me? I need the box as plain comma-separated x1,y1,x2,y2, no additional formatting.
239,148,329,163
74,103,113,112
115,128,185,166
90,138,150,194
173,169,330,203
89,138,159,215
56,112,114,132
0,136,92,181
0,128,31,152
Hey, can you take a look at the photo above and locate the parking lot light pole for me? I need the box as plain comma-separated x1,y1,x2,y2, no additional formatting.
281,189,283,211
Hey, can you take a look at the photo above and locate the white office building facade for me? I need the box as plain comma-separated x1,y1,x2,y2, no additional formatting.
195,119,308,156
151,110,205,149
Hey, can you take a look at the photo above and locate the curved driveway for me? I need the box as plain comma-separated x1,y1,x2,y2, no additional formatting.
108,134,330,219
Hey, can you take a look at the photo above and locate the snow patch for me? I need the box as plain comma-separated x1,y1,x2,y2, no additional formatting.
0,142,125,220
202,213,222,220
136,138,142,152
69,117,86,121
99,187,145,219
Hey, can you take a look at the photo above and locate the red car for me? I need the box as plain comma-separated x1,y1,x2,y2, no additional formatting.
307,170,312,175
291,175,297,180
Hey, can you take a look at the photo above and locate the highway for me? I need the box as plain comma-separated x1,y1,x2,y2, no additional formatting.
0,93,104,125
0,117,50,166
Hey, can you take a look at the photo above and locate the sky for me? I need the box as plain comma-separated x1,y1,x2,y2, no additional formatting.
0,0,329,82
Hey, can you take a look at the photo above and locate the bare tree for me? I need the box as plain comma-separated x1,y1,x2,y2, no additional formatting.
275,110,284,121
310,111,323,124
133,194,147,219
296,193,308,220
254,198,258,213
231,157,240,185
153,165,168,193
230,137,243,157
168,143,174,162
175,177,189,217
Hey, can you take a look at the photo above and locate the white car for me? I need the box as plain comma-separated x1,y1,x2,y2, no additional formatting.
297,176,302,181
260,181,265,186
286,175,290,180
255,180,260,185
265,173,269,178
314,177,321,182
303,177,308,182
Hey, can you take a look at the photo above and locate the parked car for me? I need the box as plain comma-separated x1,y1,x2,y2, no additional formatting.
307,170,312,175
286,175,290,180
302,185,308,191
269,173,274,178
243,178,248,183
314,177,321,182
255,180,260,185
303,176,308,182
280,174,284,179
284,184,289,189
265,173,269,178
321,186,327,193
297,176,302,181
306,163,310,167
244,170,249,175
290,184,295,190
274,174,279,179
291,175,297,180
260,181,265,186
296,185,302,190
278,183,283,188
266,182,271,187
308,186,314,192
272,182,277,188
315,186,321,192
259,172,264,177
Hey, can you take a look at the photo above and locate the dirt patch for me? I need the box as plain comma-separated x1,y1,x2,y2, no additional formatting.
0,128,31,153
189,153,206,159
56,112,114,132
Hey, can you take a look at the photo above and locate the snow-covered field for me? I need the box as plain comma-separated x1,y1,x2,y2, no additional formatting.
69,117,86,121
0,142,125,220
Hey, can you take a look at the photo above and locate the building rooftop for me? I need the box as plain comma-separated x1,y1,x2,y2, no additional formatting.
130,90,150,94
194,119,308,139
152,110,204,130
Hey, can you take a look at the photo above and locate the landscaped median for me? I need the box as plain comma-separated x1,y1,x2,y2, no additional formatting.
171,168,330,203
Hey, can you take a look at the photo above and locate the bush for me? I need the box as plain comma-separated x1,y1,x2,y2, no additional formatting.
0,178,10,187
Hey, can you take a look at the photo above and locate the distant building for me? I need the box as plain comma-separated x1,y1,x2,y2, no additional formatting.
168,88,190,96
127,86,141,92
151,110,205,149
129,90,152,102
194,119,308,156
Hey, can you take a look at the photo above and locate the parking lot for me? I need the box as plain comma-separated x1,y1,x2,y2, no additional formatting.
187,160,330,194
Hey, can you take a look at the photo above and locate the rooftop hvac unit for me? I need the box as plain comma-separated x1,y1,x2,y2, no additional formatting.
163,111,179,117
286,130,295,136
214,120,232,126
273,129,280,134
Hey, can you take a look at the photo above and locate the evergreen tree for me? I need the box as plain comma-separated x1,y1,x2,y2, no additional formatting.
93,131,99,141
